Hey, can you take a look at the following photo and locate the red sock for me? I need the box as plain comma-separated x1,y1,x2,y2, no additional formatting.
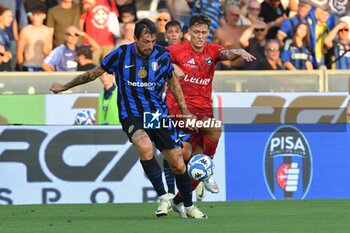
203,136,218,159
191,179,200,190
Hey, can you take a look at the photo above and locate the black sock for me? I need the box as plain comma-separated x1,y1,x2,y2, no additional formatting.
163,159,175,194
175,171,193,207
140,157,166,197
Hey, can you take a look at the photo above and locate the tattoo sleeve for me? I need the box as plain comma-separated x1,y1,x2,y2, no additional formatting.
169,73,188,113
63,66,105,90
219,49,239,61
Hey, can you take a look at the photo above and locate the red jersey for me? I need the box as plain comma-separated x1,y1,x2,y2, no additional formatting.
167,41,223,117
81,0,118,46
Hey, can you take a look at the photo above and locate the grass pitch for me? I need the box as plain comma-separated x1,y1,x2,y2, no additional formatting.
1,200,349,233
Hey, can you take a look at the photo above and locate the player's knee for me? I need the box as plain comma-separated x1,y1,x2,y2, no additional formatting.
166,148,186,174
135,140,154,160
170,162,186,175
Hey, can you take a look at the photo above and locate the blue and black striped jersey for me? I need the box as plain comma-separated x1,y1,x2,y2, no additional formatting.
101,43,174,120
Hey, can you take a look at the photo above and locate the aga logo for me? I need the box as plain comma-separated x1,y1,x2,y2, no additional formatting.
263,126,313,200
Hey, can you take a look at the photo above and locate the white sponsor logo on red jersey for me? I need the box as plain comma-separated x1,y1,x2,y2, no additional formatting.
183,74,210,85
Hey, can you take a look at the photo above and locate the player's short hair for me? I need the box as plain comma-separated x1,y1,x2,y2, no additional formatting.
76,46,93,59
134,18,157,39
165,20,182,32
189,14,211,28
30,4,47,15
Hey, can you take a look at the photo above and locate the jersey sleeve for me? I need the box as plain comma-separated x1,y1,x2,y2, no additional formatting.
210,43,224,63
100,47,121,74
279,18,291,36
43,46,62,66
167,45,178,64
164,51,174,81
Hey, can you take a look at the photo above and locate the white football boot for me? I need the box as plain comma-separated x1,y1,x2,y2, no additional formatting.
203,176,219,193
170,199,188,218
186,206,208,219
155,198,171,217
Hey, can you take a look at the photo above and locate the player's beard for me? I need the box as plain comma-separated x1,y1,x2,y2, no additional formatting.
135,44,153,57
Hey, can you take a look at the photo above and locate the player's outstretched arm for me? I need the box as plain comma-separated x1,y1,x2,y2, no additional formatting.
220,49,256,62
50,66,105,93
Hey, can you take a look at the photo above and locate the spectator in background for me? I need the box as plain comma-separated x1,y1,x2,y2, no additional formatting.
259,0,288,39
165,20,183,46
155,9,171,47
17,5,52,71
118,4,137,23
98,72,120,125
241,0,261,25
0,0,28,29
46,0,81,47
308,7,335,68
277,0,312,45
81,0,120,65
25,1,59,13
256,39,282,70
281,22,313,70
76,45,96,71
213,3,249,70
323,20,350,70
115,22,135,48
239,20,267,70
1,0,28,70
42,26,99,71
188,0,223,42
0,4,14,65
0,43,11,71
117,0,137,23
166,0,190,28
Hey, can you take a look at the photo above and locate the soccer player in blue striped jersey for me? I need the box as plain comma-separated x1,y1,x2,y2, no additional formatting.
50,18,208,219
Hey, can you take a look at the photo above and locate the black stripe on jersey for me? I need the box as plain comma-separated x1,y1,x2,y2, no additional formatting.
129,48,144,115
155,57,169,78
105,45,124,70
154,45,165,60
142,58,156,112
118,45,132,118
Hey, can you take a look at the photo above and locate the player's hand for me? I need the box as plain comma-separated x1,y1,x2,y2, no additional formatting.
234,49,256,62
50,83,65,94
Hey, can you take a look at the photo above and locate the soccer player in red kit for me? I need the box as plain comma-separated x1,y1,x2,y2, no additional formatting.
167,14,255,218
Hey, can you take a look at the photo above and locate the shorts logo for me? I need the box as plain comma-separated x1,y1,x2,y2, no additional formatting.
128,125,134,134
143,110,161,129
263,126,313,200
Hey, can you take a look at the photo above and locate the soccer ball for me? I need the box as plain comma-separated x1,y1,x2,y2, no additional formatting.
74,110,95,125
187,154,214,181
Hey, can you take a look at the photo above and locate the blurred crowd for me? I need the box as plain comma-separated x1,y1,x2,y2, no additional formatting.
0,0,349,72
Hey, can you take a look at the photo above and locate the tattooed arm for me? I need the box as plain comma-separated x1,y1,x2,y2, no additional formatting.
169,72,189,115
169,72,197,131
50,66,105,93
219,49,256,62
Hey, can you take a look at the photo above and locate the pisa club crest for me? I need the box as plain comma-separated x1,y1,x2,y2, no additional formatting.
263,126,313,200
